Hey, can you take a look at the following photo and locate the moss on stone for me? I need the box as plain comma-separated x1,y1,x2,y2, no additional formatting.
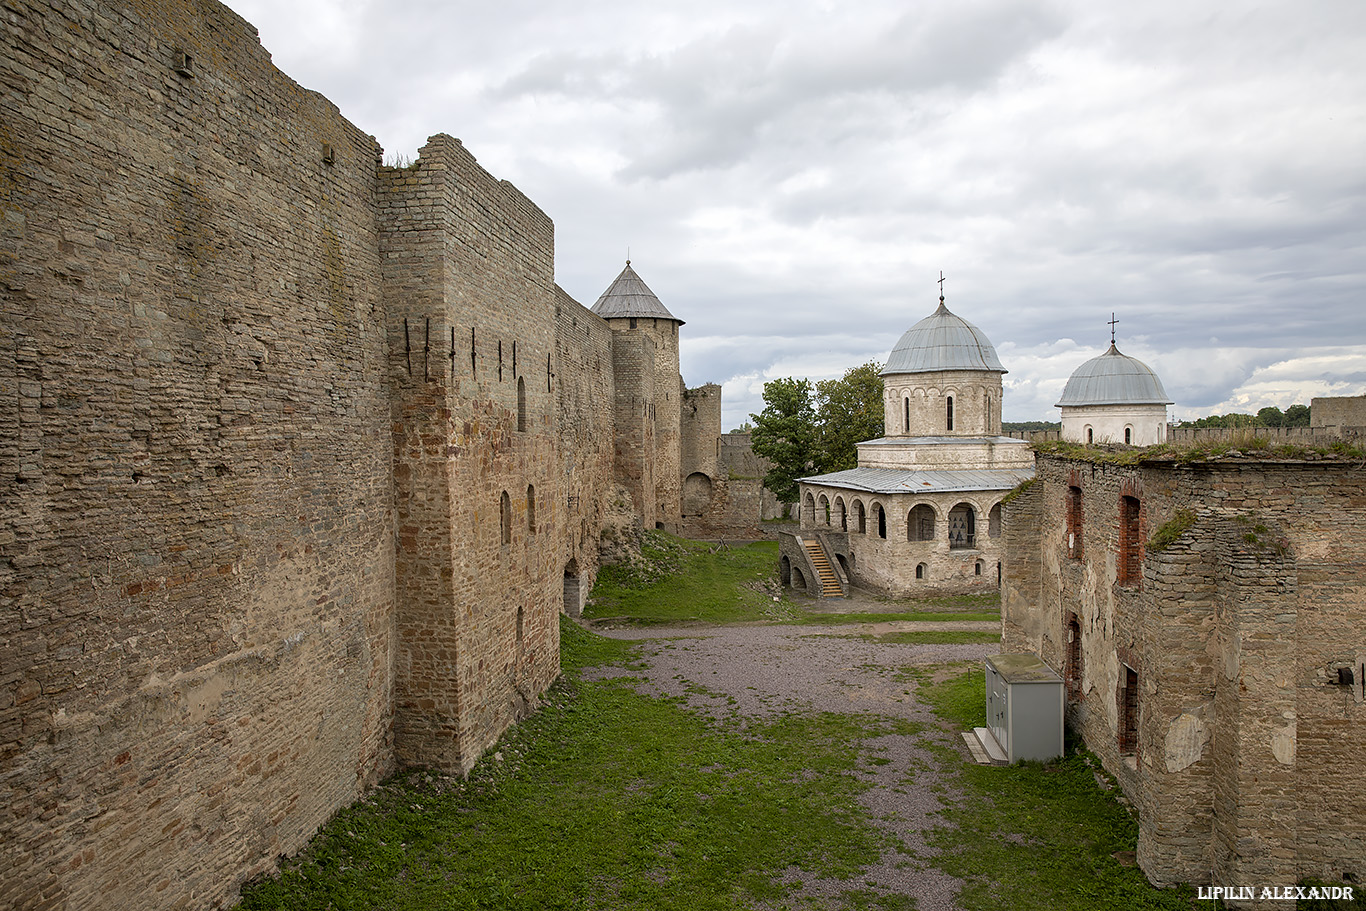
1148,508,1197,553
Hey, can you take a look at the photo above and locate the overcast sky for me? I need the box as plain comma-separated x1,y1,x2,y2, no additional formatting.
226,0,1365,428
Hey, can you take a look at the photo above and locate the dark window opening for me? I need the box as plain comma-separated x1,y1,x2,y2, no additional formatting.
853,500,866,534
516,605,524,643
527,484,536,532
1124,427,1132,444
1119,665,1139,755
915,563,926,580
517,377,527,432
629,317,637,329
500,491,512,545
875,504,887,539
975,561,983,576
903,397,909,433
1086,427,1094,444
946,395,954,431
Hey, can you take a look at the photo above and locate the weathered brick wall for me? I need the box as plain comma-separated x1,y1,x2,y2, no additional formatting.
379,135,561,774
553,285,615,613
2,2,395,908
720,432,784,521
1003,454,1366,892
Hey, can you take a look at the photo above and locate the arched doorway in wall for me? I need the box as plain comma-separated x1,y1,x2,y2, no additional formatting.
948,502,976,549
908,504,935,541
682,472,713,517
873,502,887,538
988,502,1002,538
835,553,851,580
818,494,830,525
780,555,792,587
834,497,846,531
563,559,581,617
852,500,866,534
792,565,808,593
803,492,816,527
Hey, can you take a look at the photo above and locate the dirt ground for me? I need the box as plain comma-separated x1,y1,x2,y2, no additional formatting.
584,601,1001,911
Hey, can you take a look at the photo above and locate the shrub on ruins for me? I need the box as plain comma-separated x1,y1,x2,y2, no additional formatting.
814,361,884,473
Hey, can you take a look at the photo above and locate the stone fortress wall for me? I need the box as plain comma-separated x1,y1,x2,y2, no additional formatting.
0,1,742,908
1001,454,1366,891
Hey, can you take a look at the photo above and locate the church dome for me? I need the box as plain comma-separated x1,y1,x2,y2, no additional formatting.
590,262,683,324
882,300,1006,375
1056,343,1172,407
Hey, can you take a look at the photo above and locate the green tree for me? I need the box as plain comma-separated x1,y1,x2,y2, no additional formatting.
1284,404,1311,427
1256,406,1284,427
814,362,885,473
749,378,817,504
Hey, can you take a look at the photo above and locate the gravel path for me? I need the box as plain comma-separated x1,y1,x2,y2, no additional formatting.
584,619,996,911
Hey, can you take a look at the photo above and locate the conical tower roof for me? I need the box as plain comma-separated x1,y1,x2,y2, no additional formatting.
590,262,683,324
882,299,1005,375
1056,343,1171,407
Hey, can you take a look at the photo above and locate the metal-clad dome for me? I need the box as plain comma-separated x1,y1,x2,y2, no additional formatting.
590,262,683,324
1056,343,1172,406
882,300,1005,375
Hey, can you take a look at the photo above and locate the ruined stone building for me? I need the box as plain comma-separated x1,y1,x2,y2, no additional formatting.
784,293,1034,597
1001,448,1366,892
0,1,751,908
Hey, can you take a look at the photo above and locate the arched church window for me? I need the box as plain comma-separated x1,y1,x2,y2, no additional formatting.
1124,426,1132,445
946,396,954,432
903,397,909,434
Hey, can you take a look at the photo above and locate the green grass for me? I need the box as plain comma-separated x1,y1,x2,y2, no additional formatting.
914,666,1206,911
585,532,793,624
238,619,910,911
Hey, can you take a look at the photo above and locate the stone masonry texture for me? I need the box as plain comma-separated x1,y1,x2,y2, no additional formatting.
1002,453,1366,897
0,1,754,908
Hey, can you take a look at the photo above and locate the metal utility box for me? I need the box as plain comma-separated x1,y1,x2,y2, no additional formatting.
984,653,1063,763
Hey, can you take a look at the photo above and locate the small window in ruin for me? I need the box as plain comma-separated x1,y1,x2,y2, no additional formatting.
1067,486,1083,559
527,484,536,532
517,377,527,432
501,490,512,545
629,317,637,329
975,560,983,576
915,562,926,580
874,503,887,539
946,395,954,432
1119,496,1141,586
516,605,524,643
1119,665,1139,755
1124,426,1132,445
1086,426,1094,444
1065,615,1083,701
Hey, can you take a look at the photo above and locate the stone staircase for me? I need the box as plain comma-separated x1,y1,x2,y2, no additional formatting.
803,538,844,598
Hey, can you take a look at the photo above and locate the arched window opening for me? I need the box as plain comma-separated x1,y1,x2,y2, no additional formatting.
517,377,527,432
988,503,1002,538
803,491,816,527
516,605,524,643
986,393,992,433
779,556,792,587
903,396,910,434
873,503,887,539
527,484,536,533
1119,496,1142,586
853,500,866,534
1086,426,1094,444
834,497,846,531
915,563,926,580
908,504,935,542
500,490,512,545
1124,426,1133,445
975,560,983,576
948,503,976,549
818,494,830,526
946,395,955,431
1067,486,1083,559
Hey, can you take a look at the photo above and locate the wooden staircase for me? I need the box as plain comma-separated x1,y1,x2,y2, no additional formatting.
803,538,843,598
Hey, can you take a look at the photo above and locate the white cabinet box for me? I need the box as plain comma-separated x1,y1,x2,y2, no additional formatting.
983,653,1063,763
